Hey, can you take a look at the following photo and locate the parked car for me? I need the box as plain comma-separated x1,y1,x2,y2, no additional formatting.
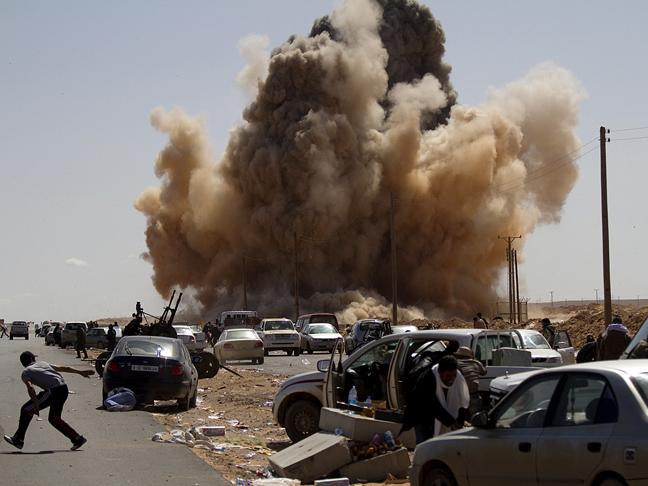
410,360,648,486
274,328,564,443
60,321,87,348
295,313,339,332
189,325,207,350
214,328,264,365
39,323,52,338
256,318,301,356
515,329,564,364
86,327,108,348
345,319,392,355
300,323,343,354
10,321,29,340
102,336,198,410
43,322,61,337
392,325,419,334
173,325,201,352
45,329,56,346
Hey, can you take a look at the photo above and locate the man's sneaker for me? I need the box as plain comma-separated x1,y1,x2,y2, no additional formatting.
71,436,87,451
4,435,24,450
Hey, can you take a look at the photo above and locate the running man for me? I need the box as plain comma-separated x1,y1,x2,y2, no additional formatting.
4,351,93,450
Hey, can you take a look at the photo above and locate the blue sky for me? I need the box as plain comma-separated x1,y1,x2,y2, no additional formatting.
1,1,647,321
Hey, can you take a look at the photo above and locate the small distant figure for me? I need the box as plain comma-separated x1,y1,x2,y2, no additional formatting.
576,334,598,363
107,324,117,352
53,323,62,346
123,315,143,336
540,318,556,346
203,321,213,345
598,316,632,361
472,317,486,329
0,321,9,339
75,326,88,359
476,312,489,329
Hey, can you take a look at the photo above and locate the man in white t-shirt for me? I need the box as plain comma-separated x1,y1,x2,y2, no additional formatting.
3,351,94,450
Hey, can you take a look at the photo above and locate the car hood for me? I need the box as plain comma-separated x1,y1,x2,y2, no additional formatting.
490,369,544,395
264,330,298,335
308,333,342,340
280,371,325,390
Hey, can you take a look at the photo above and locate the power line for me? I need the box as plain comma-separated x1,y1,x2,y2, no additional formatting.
610,135,648,142
609,125,648,132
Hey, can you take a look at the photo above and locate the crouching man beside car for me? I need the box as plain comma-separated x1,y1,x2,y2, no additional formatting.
400,355,470,444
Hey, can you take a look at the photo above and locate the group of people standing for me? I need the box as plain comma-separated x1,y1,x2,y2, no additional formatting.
202,321,222,346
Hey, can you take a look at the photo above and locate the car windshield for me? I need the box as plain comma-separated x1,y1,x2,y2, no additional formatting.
632,373,648,407
308,324,336,334
522,333,551,349
622,317,648,359
173,326,192,334
190,326,202,333
311,315,337,326
118,339,179,358
264,320,294,331
225,330,257,340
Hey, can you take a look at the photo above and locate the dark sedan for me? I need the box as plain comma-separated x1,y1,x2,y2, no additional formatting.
102,336,198,410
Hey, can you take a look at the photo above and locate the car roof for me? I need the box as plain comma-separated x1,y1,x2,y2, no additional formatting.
299,313,336,318
262,318,292,322
557,359,648,376
516,329,541,335
119,335,179,343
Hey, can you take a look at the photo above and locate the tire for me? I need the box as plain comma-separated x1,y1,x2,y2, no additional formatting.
25,335,29,340
177,389,191,411
597,478,627,486
287,349,293,356
189,387,198,409
95,351,111,378
195,352,219,379
421,466,458,486
264,349,269,357
258,357,264,365
294,348,301,357
10,335,13,340
284,400,321,443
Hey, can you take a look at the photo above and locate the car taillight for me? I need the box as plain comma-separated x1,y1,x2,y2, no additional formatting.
254,341,263,348
107,361,120,373
170,365,183,376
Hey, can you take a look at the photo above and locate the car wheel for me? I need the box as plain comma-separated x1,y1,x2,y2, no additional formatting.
177,390,191,411
95,351,111,377
284,400,320,443
597,478,627,486
287,349,293,356
258,357,264,365
189,387,198,408
195,352,219,379
25,335,29,340
294,348,301,356
421,465,458,486
264,349,269,357
10,335,13,340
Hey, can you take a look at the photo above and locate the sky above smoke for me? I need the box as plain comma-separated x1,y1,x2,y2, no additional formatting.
136,0,584,321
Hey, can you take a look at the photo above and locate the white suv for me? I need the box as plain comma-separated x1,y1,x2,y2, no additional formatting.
257,318,301,356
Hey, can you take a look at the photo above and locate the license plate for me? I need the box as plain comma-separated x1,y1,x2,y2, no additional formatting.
131,364,159,372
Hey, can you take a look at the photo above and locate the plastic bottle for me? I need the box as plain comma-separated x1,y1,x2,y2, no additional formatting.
348,385,358,405
365,396,372,407
384,430,396,449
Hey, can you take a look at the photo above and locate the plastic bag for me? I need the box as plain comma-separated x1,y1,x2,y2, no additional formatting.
104,387,137,411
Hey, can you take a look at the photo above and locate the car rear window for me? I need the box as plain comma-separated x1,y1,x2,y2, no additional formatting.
310,315,337,326
632,374,648,407
117,340,180,358
225,330,258,340
264,321,294,331
308,324,337,334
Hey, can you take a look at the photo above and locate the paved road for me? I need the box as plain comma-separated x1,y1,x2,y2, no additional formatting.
214,349,326,377
0,331,229,486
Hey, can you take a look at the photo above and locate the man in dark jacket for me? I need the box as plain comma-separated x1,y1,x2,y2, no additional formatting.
576,335,598,363
53,323,62,346
75,326,88,359
401,356,469,444
598,317,632,360
107,324,117,352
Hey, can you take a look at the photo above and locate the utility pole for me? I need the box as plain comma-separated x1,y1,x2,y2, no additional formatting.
514,249,521,323
595,288,599,304
498,235,521,324
241,255,248,311
550,290,554,307
600,126,612,328
293,231,300,322
390,193,398,326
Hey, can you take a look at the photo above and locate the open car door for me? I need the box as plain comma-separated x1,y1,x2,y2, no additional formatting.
323,338,345,407
554,330,576,364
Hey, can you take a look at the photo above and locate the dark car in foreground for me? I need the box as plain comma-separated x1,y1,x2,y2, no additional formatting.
102,336,198,410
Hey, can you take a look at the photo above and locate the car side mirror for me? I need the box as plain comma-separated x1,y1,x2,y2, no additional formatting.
317,360,330,373
471,411,490,428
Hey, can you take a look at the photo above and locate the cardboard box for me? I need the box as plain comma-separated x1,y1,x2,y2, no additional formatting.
319,408,416,449
340,448,410,483
269,433,352,484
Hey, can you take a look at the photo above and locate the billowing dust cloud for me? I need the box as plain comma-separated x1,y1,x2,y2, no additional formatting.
136,0,584,321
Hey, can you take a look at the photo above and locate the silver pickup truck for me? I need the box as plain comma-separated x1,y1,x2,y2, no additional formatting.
273,328,561,443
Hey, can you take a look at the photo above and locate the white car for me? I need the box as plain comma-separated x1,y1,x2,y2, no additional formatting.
410,360,648,486
173,325,201,352
300,323,343,354
516,329,564,364
173,323,207,351
214,328,264,365
257,318,301,356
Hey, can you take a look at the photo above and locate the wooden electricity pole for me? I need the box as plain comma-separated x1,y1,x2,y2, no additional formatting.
242,255,248,311
600,126,612,328
514,249,521,323
390,193,398,326
293,231,300,322
499,235,521,324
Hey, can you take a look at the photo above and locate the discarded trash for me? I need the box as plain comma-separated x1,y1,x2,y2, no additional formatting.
252,480,300,486
227,419,240,426
262,401,273,407
68,390,77,394
244,452,256,460
301,359,310,366
198,426,226,437
208,413,225,420
104,387,136,411
36,417,43,422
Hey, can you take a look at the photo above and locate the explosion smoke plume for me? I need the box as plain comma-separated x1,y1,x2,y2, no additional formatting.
136,0,584,321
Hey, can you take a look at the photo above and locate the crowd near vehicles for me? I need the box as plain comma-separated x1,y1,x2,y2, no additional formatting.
102,336,199,410
9,321,29,340
256,318,301,356
273,328,576,443
410,360,648,486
